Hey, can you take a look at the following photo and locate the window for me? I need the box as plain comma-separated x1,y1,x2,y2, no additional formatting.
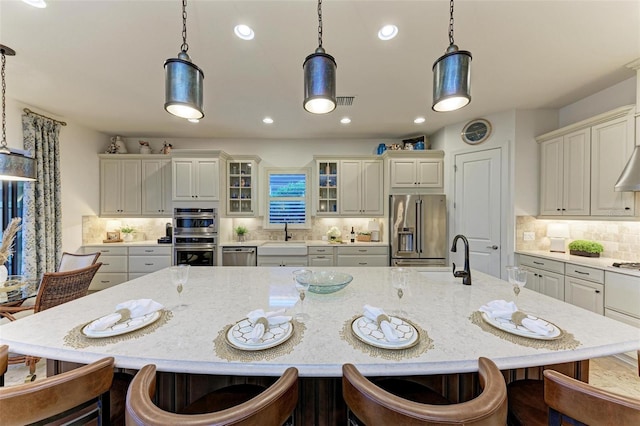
0,181,25,274
265,168,309,229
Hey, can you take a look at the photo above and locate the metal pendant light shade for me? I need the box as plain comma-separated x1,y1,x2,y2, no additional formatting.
0,44,35,181
164,51,204,120
432,45,472,112
303,47,337,114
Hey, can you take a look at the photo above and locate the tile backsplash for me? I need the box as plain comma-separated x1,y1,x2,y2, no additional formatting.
82,216,172,244
516,216,640,261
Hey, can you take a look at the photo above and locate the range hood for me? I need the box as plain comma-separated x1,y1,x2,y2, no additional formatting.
615,58,640,191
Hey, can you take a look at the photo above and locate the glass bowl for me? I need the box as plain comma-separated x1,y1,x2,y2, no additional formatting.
295,271,353,294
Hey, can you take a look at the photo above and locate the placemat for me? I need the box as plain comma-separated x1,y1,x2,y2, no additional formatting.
64,309,173,349
469,311,580,350
340,315,433,360
214,320,306,362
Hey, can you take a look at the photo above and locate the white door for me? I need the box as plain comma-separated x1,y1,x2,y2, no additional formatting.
454,148,502,277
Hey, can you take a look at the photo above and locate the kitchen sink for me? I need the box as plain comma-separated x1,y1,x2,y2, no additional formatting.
258,242,308,256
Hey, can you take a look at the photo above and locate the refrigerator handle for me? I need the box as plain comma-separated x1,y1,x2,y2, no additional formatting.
416,199,422,254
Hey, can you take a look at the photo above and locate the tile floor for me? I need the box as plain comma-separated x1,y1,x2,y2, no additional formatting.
4,355,640,399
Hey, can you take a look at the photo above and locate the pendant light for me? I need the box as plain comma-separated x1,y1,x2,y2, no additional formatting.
432,0,472,112
0,45,35,181
303,0,337,114
164,0,204,120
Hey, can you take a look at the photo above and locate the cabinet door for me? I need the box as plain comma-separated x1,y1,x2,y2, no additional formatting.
540,137,564,215
538,270,565,301
339,160,363,215
591,116,635,216
390,160,417,187
416,159,443,188
228,160,256,216
121,160,142,215
195,159,219,200
316,161,339,215
565,276,604,314
101,159,123,215
142,159,171,216
562,128,590,216
308,255,334,267
173,159,195,200
361,160,383,215
520,267,540,293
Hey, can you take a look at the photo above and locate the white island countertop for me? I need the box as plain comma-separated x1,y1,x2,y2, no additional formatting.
1,267,638,378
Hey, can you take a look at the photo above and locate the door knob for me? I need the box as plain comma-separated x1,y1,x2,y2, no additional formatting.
486,245,498,250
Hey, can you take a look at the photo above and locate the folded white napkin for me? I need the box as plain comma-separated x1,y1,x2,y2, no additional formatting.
246,309,292,342
363,305,398,342
87,299,164,332
479,299,552,336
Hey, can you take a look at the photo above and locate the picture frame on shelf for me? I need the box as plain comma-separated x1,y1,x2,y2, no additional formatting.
103,231,123,243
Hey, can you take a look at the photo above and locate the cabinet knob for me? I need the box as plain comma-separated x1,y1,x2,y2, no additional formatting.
625,207,631,210
595,290,601,293
486,245,499,250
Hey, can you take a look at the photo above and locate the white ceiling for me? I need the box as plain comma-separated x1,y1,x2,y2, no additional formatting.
1,0,639,140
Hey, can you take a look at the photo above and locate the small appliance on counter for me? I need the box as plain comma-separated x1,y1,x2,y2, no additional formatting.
158,222,173,244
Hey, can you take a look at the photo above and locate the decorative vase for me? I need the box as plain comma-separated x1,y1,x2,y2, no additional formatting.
0,264,7,283
237,234,246,242
123,233,134,242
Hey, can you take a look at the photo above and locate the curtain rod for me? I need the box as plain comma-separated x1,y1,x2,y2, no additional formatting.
23,108,67,126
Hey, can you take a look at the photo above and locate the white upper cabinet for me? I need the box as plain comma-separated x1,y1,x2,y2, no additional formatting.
226,158,259,216
540,129,591,216
141,159,172,216
100,158,142,216
339,159,383,216
591,114,635,216
538,105,635,217
385,150,444,190
172,158,219,201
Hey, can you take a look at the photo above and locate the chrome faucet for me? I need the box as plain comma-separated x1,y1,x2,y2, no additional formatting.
284,222,292,241
451,234,472,285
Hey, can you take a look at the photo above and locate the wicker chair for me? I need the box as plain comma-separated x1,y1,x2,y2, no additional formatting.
0,357,114,426
0,263,102,374
125,365,299,426
58,251,101,272
342,357,508,426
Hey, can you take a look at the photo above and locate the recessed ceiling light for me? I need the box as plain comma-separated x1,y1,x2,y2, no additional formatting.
340,117,351,124
414,117,426,124
378,25,398,41
188,118,200,123
234,24,255,40
263,117,274,124
21,0,46,8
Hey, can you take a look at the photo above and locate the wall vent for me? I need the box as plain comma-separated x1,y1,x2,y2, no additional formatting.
336,96,355,106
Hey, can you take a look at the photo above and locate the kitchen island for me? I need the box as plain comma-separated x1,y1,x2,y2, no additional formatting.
1,267,638,423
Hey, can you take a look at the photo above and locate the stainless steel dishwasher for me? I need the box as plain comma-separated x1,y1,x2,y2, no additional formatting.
222,246,257,266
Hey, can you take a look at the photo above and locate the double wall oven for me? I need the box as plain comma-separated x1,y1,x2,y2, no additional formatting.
173,207,217,266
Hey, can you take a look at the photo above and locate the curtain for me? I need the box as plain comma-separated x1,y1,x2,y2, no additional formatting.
21,112,62,278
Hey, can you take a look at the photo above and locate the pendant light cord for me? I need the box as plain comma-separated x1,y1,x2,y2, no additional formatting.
317,0,323,49
448,0,455,46
1,50,7,150
181,0,189,53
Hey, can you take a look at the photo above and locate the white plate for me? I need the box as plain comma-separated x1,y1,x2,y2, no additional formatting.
480,312,563,340
351,316,419,350
226,318,293,351
82,311,162,338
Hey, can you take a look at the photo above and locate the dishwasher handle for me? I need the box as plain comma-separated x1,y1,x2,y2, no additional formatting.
223,248,256,253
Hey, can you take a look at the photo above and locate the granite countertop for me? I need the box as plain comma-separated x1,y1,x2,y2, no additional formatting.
83,240,172,247
220,240,389,247
516,250,640,278
1,267,637,378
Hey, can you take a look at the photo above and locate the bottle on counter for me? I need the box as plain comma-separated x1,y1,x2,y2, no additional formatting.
350,227,356,243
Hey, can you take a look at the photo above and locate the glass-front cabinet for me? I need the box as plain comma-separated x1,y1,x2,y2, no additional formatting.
227,157,259,216
316,160,339,215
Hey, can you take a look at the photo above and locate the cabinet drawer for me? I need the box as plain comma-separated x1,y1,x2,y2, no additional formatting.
565,263,604,283
128,256,171,273
337,246,388,256
84,246,128,256
89,273,128,291
308,246,335,255
337,255,388,267
518,255,564,274
97,256,127,272
129,246,172,256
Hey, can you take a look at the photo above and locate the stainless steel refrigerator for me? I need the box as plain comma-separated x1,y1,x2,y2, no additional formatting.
390,194,447,266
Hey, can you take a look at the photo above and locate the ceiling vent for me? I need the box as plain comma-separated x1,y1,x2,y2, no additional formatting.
336,96,355,106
